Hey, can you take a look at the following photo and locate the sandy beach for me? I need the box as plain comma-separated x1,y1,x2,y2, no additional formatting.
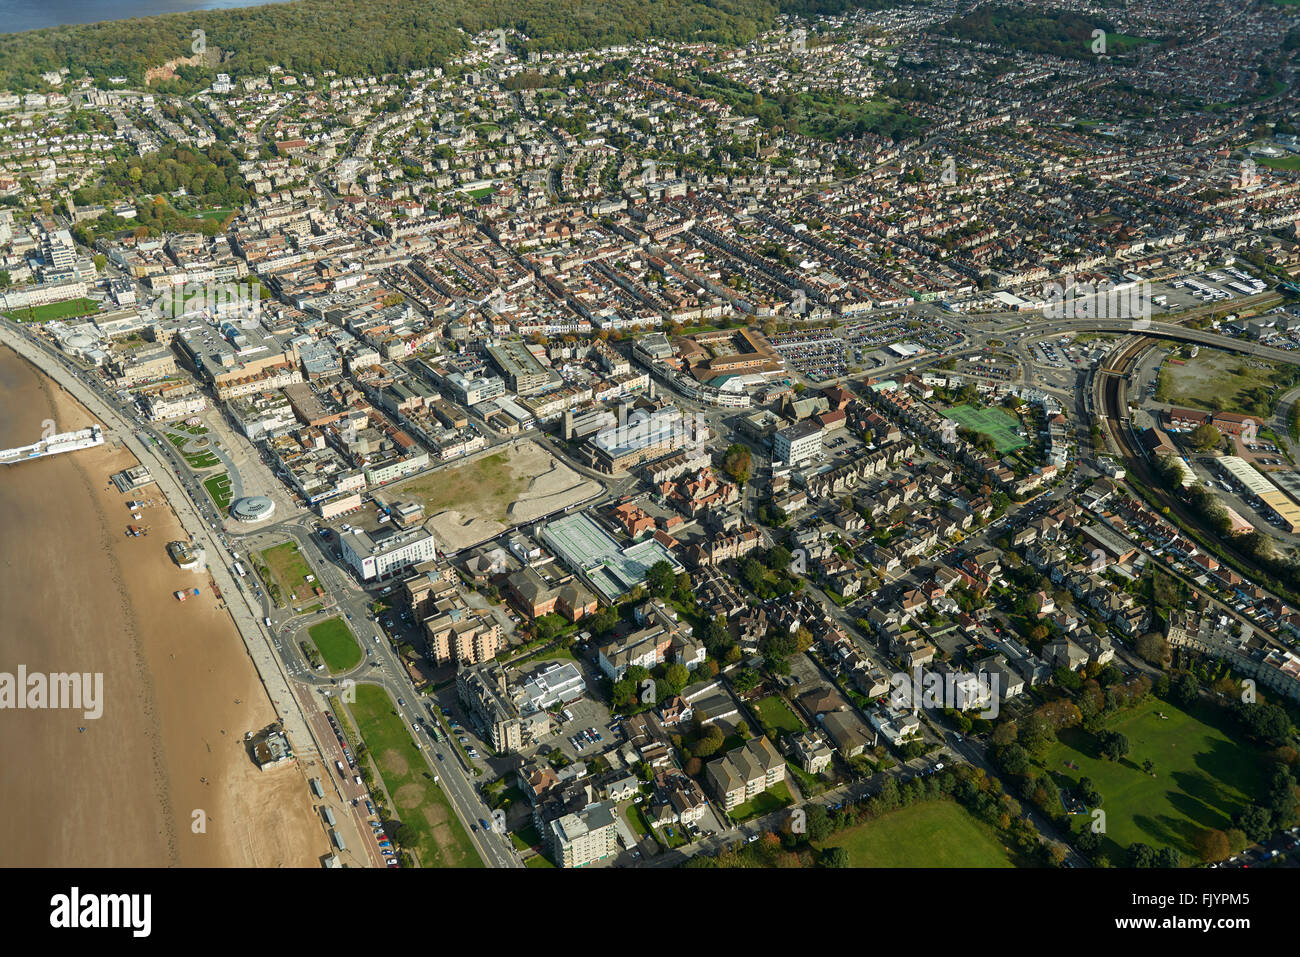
0,345,324,867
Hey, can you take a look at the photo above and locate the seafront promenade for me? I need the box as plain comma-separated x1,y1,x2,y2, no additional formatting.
0,321,375,860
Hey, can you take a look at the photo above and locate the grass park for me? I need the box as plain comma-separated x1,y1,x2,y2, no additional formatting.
345,681,483,868
3,297,101,323
166,425,223,467
824,800,1017,868
1045,697,1265,862
941,403,1027,453
307,616,362,673
257,540,321,605
347,684,481,868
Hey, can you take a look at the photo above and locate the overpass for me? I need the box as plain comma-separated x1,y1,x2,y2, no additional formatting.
1012,319,1300,366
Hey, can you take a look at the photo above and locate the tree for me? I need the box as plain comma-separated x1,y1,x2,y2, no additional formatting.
1076,829,1103,854
663,663,690,696
805,804,832,843
1135,632,1170,667
1172,672,1201,707
767,545,793,573
1189,423,1223,452
1100,731,1129,761
646,560,676,599
723,443,752,484
589,605,619,637
820,846,850,868
692,725,725,759
1127,842,1157,868
1193,828,1231,863
1234,804,1273,843
705,615,730,650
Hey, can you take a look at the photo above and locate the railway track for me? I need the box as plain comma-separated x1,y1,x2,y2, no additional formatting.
1096,332,1300,615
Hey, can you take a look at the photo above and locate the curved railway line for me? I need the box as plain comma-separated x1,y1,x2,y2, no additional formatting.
1095,331,1300,612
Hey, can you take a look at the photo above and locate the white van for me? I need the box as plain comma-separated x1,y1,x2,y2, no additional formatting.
264,617,272,628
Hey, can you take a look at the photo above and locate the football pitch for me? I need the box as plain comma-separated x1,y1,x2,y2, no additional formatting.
941,403,1027,452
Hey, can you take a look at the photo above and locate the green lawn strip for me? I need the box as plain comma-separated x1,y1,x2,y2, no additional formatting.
308,616,363,673
625,804,650,840
185,451,220,468
821,799,1017,867
346,683,482,868
328,696,362,753
4,297,101,323
730,780,793,822
1042,696,1265,862
753,695,805,736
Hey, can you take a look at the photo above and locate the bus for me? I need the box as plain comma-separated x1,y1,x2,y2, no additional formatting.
233,561,247,578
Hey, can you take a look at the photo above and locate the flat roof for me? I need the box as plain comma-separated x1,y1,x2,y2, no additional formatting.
541,513,680,602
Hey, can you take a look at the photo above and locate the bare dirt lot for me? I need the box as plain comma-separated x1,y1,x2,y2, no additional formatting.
392,440,603,551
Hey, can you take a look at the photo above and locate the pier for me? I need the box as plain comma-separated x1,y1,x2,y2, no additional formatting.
0,425,104,464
